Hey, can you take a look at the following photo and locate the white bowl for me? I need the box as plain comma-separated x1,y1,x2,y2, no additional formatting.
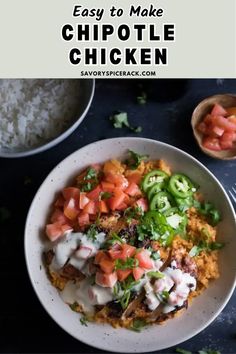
0,79,95,158
24,138,236,353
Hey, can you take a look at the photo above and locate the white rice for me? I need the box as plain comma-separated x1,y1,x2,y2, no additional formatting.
0,79,81,149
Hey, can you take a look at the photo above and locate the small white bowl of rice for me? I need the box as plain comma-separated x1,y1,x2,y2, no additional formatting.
0,79,95,158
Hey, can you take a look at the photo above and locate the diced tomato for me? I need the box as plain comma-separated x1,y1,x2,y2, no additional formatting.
228,115,236,125
108,188,126,211
115,202,128,211
210,125,224,137
202,137,221,151
86,185,102,201
95,271,117,288
220,132,235,150
94,250,109,264
64,198,79,220
133,267,145,281
211,115,236,132
83,200,97,214
54,194,65,208
125,182,142,197
105,173,128,190
62,187,80,201
117,269,132,281
108,247,123,260
60,224,73,234
135,198,148,212
46,222,63,242
135,249,153,269
226,107,236,116
109,243,136,261
78,212,90,227
99,258,115,274
101,181,115,193
121,244,136,259
126,172,143,185
51,209,70,225
98,200,109,213
211,103,227,116
197,121,208,134
79,192,90,209
203,113,213,125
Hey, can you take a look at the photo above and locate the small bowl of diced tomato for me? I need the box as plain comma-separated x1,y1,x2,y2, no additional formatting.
191,94,236,160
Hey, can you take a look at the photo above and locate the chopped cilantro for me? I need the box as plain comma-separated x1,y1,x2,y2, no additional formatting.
115,257,139,270
114,276,140,309
85,167,97,180
147,271,164,279
124,206,143,224
196,201,221,226
105,232,124,247
0,207,11,223
70,302,78,312
80,316,88,326
87,224,98,241
130,318,147,332
79,167,99,192
110,112,142,133
189,241,224,257
137,211,174,246
126,150,148,170
99,191,112,200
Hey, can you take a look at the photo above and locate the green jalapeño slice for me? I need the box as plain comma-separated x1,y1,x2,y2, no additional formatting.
142,170,169,193
169,174,195,198
150,191,174,212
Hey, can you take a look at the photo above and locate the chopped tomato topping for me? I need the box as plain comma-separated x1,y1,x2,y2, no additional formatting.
95,271,118,288
79,192,90,209
211,115,236,132
51,209,69,225
105,173,128,190
125,182,142,197
135,249,153,269
126,172,143,185
98,200,109,213
86,185,102,201
46,222,64,242
220,132,235,150
108,188,127,211
211,103,227,116
135,198,148,212
101,181,115,193
54,194,65,208
64,198,79,220
83,200,97,214
202,137,221,151
109,243,136,261
99,258,115,274
133,267,145,281
117,269,132,281
77,212,90,227
62,187,80,201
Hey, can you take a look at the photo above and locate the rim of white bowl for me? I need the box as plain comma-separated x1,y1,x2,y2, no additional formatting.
24,137,236,353
0,79,95,158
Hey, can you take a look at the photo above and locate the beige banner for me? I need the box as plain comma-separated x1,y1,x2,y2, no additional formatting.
0,0,235,78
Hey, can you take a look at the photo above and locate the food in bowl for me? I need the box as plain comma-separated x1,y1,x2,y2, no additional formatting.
0,79,81,150
43,150,223,330
197,103,236,151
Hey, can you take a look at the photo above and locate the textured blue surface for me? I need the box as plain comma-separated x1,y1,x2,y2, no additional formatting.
0,79,235,354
